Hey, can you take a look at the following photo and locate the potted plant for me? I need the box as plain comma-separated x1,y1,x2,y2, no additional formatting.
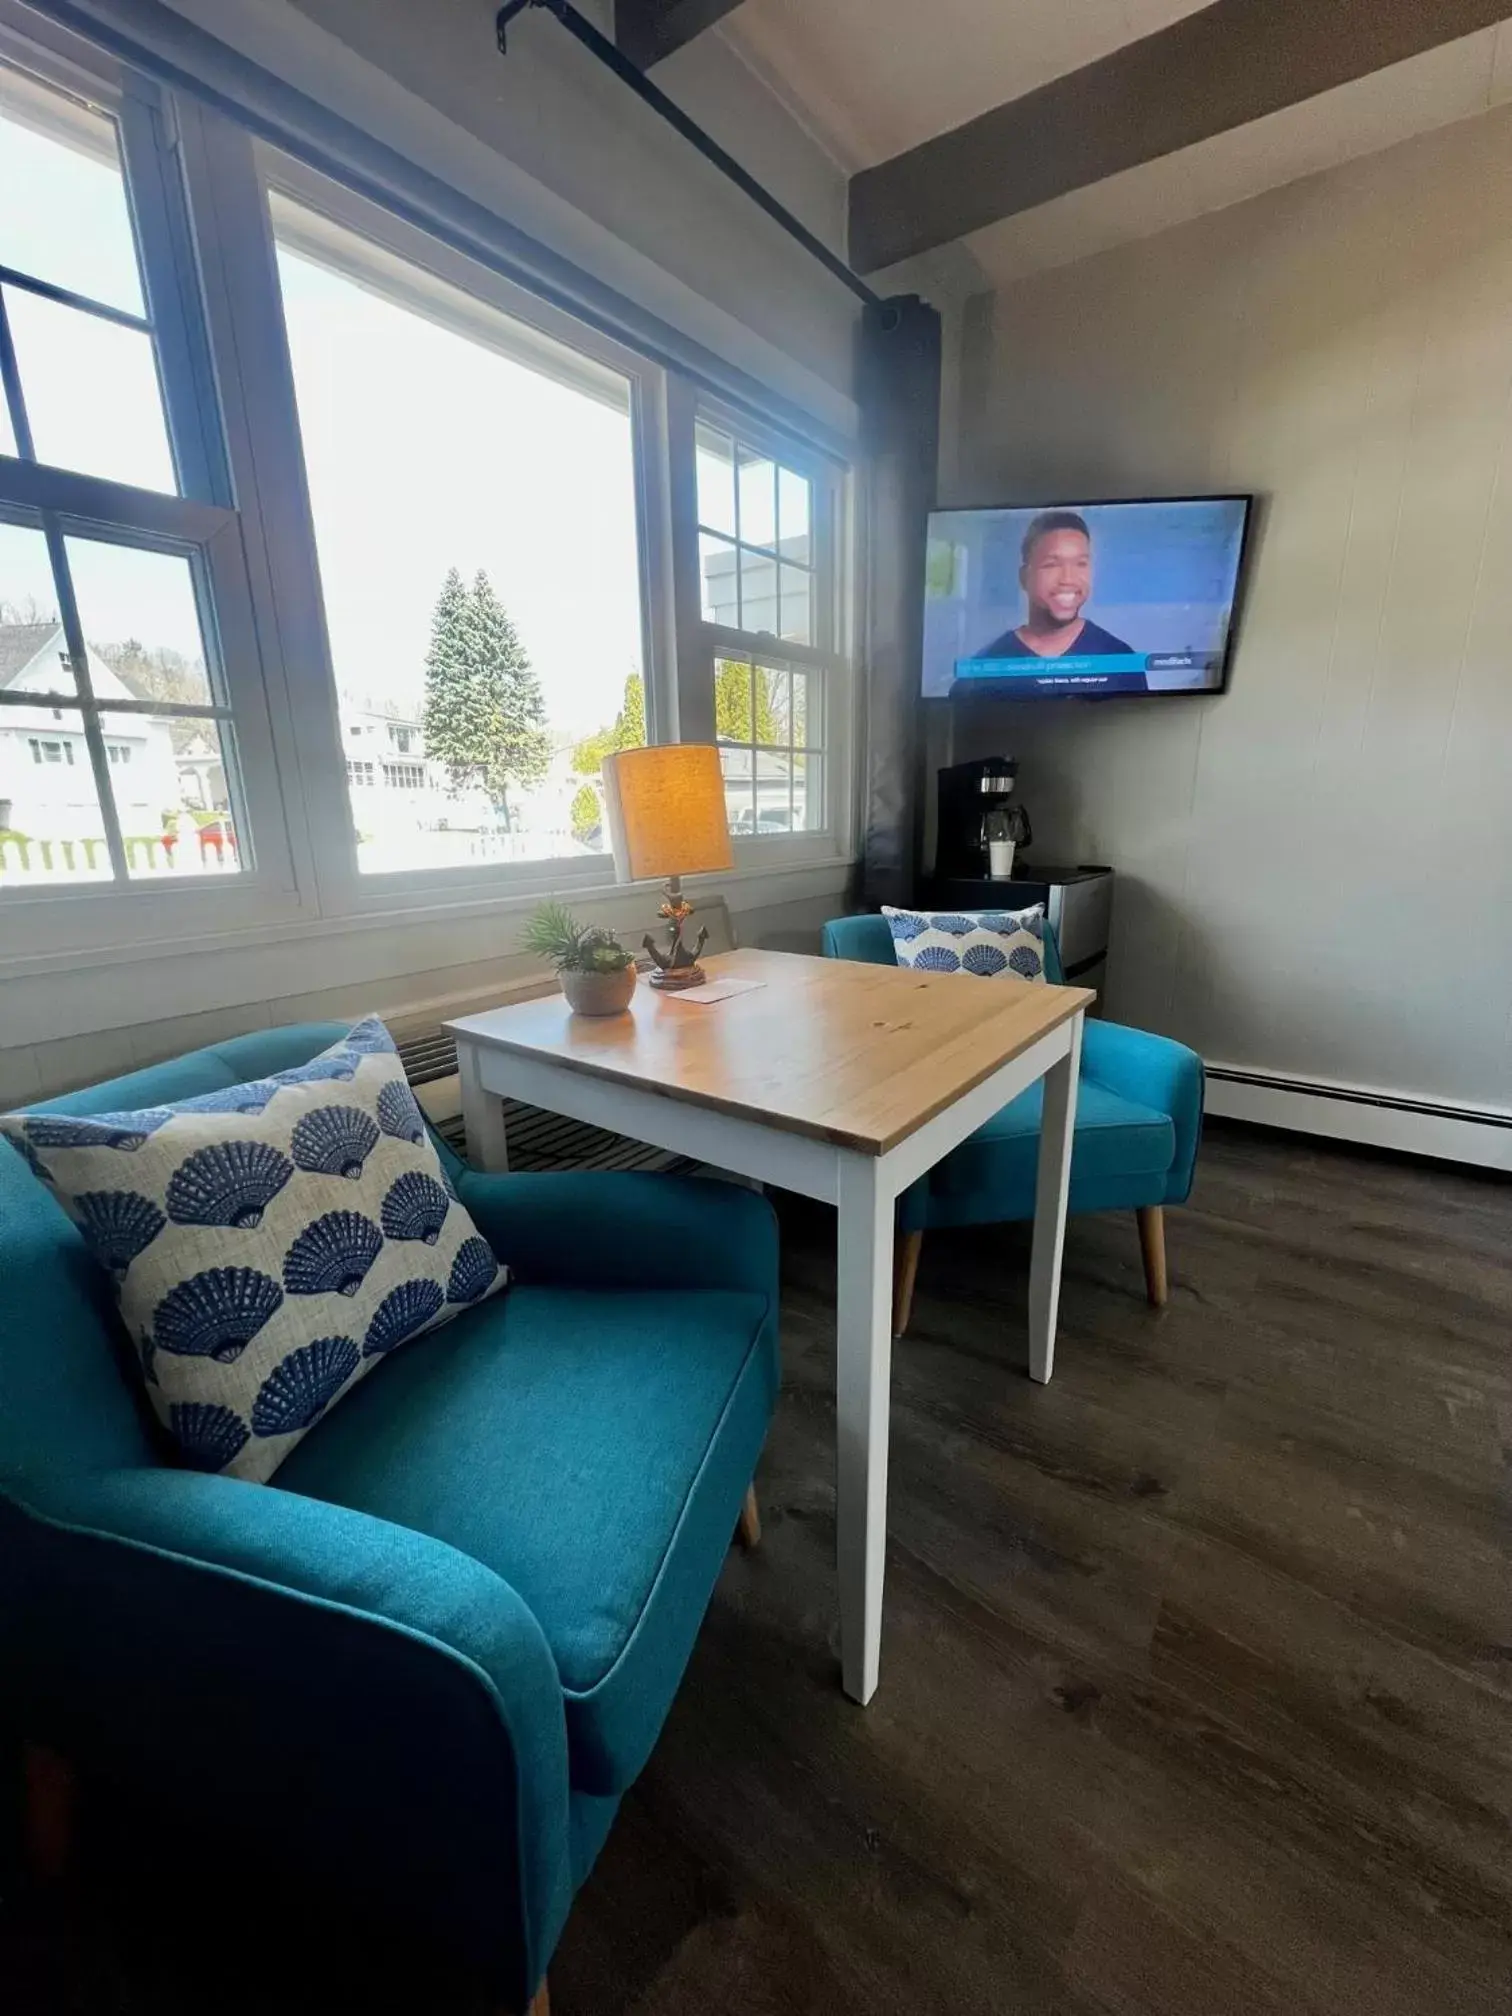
521,900,637,1016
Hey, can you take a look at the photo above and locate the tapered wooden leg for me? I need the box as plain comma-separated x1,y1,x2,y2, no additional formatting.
527,1980,550,2016
21,1742,76,1884
1137,1204,1168,1307
737,1483,761,1549
892,1229,923,1336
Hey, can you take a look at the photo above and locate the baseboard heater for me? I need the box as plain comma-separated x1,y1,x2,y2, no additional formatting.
1204,1065,1512,1173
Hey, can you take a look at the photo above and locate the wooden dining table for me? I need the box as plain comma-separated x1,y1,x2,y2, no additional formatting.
448,946,1092,1705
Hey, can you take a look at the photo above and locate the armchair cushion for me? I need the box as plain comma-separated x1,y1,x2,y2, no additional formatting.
929,1078,1175,1200
278,1278,778,1796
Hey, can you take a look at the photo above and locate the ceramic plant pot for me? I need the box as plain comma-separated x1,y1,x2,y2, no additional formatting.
560,965,636,1016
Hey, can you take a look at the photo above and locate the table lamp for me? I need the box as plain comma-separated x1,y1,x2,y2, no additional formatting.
602,744,734,990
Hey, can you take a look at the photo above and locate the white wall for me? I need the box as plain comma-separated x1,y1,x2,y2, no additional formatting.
950,104,1512,1122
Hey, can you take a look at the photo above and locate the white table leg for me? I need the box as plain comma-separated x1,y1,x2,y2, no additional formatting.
457,1039,510,1173
1027,1011,1083,1383
834,1151,894,1705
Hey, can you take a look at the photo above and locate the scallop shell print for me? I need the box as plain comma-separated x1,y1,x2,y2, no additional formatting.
380,1172,450,1246
250,1334,360,1437
166,1140,294,1230
447,1236,498,1305
340,1018,394,1055
961,943,1008,977
72,1190,166,1276
152,1267,284,1361
275,1056,358,1086
1008,944,1043,979
23,1108,174,1152
912,945,961,972
170,1402,250,1474
364,1277,446,1355
177,1081,278,1115
291,1105,380,1181
5,1128,52,1182
375,1079,425,1145
281,1211,384,1297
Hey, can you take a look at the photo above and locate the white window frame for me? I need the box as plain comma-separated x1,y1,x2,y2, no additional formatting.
670,387,854,869
0,16,314,965
0,3,857,978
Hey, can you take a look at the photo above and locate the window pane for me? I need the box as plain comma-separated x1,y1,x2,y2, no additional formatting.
777,563,811,644
699,532,739,626
736,446,776,548
790,667,810,747
274,204,646,876
65,537,214,708
0,521,63,691
0,396,15,459
777,465,811,565
0,723,111,886
6,288,175,492
739,547,778,636
792,751,822,832
0,69,144,314
120,716,241,880
719,744,757,836
695,424,735,536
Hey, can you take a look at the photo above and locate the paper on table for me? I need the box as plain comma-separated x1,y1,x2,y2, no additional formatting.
665,976,767,1004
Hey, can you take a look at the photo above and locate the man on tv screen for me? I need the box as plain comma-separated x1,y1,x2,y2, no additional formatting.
976,510,1134,659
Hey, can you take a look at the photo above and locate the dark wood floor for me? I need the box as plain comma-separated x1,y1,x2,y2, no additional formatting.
6,1122,1510,2013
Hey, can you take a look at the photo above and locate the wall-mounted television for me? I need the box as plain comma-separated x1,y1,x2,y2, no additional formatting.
922,495,1254,700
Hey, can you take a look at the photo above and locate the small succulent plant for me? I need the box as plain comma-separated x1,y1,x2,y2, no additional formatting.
520,899,635,974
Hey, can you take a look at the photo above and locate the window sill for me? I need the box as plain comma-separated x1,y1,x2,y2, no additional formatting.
0,848,856,988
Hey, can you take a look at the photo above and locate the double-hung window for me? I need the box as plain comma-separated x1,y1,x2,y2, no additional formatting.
689,411,849,850
0,38,295,942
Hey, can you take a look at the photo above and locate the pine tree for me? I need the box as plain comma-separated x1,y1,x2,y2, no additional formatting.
468,570,549,825
421,568,550,827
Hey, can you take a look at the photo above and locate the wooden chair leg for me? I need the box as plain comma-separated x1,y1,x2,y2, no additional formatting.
527,1979,550,2016
736,1483,761,1549
1136,1205,1168,1307
21,1742,77,1884
892,1229,924,1336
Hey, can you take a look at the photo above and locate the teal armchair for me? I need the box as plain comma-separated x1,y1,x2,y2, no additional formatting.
0,1024,779,2012
821,915,1203,1330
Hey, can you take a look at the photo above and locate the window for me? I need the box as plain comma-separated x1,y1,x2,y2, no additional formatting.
270,182,650,882
692,416,847,842
0,49,290,912
0,12,853,957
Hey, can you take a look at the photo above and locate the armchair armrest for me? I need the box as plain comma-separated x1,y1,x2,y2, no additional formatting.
456,1169,779,1298
1080,1019,1205,1203
21,1468,572,2006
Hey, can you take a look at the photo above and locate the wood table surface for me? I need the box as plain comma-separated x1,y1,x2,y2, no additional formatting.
446,947,1093,1157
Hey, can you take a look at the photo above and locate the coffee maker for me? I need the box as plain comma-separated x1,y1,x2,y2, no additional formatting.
935,756,1033,880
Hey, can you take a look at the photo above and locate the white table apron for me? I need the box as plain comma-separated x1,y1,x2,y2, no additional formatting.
455,1006,1085,1706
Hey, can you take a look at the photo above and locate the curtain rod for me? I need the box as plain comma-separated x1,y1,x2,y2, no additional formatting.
494,0,883,311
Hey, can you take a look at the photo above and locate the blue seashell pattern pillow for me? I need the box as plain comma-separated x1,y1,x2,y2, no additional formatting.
882,905,1048,983
0,1018,507,1483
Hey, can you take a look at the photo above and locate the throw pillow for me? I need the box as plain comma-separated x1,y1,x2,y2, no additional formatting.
1,1017,507,1483
883,905,1048,982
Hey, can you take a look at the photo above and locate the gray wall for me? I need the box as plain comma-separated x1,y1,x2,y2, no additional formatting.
951,104,1512,1114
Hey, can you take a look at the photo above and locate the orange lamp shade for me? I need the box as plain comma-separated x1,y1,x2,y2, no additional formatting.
603,744,734,882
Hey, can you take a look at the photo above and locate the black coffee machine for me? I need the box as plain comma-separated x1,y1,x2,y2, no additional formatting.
936,756,1033,879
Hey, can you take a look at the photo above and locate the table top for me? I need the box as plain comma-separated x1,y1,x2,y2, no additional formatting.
446,948,1092,1157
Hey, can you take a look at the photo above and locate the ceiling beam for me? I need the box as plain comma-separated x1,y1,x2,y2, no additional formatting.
850,0,1512,273
614,0,745,70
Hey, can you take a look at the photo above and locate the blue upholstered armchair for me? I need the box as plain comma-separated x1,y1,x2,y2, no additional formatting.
0,1025,779,2013
821,916,1203,1331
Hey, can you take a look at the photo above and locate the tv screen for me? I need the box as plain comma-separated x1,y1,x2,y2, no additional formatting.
922,496,1253,700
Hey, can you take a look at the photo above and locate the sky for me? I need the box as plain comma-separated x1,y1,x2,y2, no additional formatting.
0,85,645,743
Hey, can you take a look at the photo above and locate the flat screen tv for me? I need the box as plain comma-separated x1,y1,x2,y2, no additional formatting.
922,495,1253,700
